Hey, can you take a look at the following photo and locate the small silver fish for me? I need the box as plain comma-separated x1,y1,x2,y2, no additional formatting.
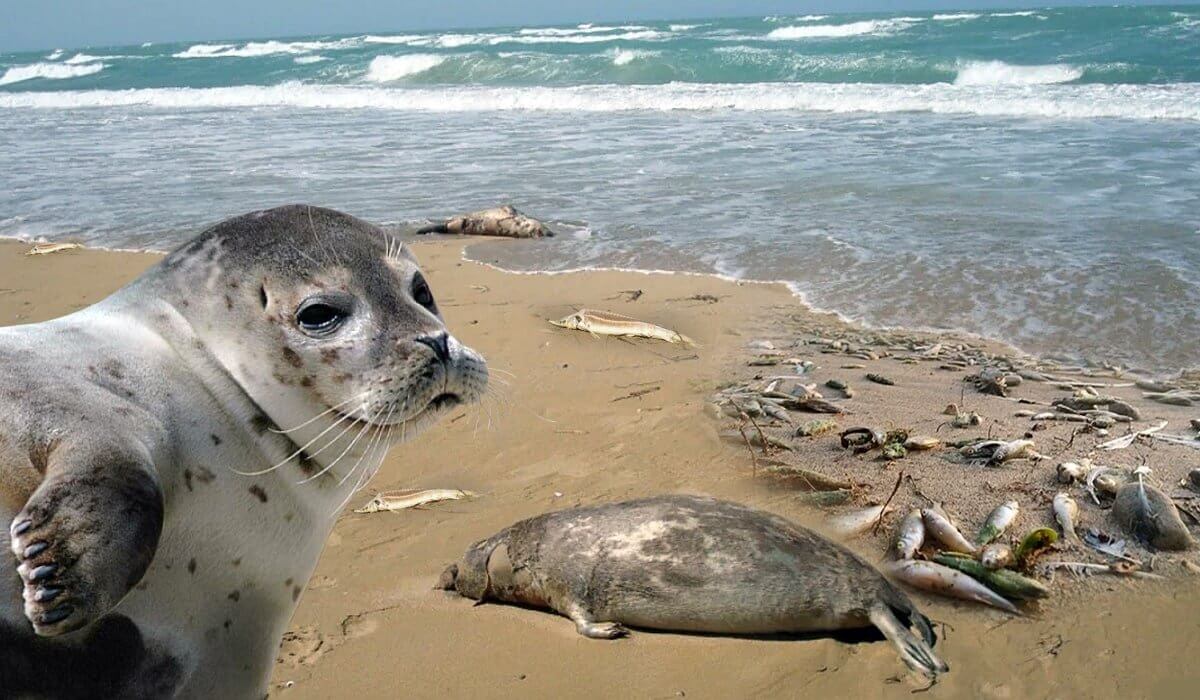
887,559,1019,614
1053,492,1081,545
979,543,1014,570
828,504,894,539
922,505,977,554
892,509,925,560
976,500,1019,546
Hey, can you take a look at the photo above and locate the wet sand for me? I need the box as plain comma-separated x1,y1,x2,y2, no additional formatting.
1,238,1198,698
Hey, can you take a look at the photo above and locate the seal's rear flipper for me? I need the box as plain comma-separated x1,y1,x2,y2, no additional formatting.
869,603,949,679
416,223,449,235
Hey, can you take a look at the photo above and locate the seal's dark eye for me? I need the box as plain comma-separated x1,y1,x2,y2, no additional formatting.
295,301,347,335
411,273,436,311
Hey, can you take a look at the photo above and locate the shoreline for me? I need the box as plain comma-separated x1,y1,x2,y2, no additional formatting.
3,237,1200,696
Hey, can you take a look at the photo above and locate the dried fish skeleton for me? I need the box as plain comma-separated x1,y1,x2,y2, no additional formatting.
354,488,477,513
550,309,694,345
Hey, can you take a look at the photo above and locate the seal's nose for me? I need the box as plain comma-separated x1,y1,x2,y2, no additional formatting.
415,332,451,364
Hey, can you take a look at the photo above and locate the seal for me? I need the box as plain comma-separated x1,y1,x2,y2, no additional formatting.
416,204,552,238
0,204,487,698
439,495,948,679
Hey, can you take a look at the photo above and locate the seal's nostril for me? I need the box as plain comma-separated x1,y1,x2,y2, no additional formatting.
415,332,451,363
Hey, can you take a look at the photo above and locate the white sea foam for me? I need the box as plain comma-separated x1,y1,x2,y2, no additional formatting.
294,55,328,65
517,24,644,36
0,62,104,86
173,39,358,58
362,34,427,44
611,48,652,66
954,60,1082,86
2,81,1197,120
365,55,445,82
65,53,113,65
932,13,981,21
767,19,914,39
990,11,1037,18
669,24,701,31
45,49,64,60
498,30,667,44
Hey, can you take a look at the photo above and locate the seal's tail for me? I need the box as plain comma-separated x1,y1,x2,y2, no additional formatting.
869,598,949,679
416,222,449,235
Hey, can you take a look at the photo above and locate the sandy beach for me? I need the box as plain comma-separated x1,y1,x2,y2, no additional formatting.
2,237,1199,698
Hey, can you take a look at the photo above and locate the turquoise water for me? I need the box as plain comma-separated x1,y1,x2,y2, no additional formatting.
1,6,1199,369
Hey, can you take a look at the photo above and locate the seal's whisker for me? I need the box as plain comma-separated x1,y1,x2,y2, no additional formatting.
332,403,395,514
270,392,372,435
230,407,361,476
338,400,396,487
296,403,382,485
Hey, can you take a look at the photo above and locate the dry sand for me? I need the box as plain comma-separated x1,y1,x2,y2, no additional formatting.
2,238,1199,698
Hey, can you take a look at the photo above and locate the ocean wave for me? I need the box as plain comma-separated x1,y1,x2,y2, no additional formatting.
45,49,63,60
365,55,446,81
990,11,1037,18
517,24,646,36
294,55,328,65
362,34,427,44
65,53,121,64
767,19,914,39
611,48,653,66
954,60,1082,86
668,24,702,31
173,39,358,58
932,13,981,21
3,81,1197,120
499,30,668,45
0,62,104,86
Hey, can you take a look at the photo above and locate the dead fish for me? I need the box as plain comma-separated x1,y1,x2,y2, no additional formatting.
1111,467,1196,551
25,242,82,256
1135,379,1175,393
979,543,1014,570
893,509,926,560
977,500,1019,546
355,488,477,513
416,204,551,238
951,411,982,428
886,559,1019,615
1043,561,1164,581
922,505,977,554
828,504,894,539
1053,492,1081,546
988,439,1038,466
866,373,895,386
1056,461,1086,484
933,553,1048,600
1145,393,1193,407
550,309,693,345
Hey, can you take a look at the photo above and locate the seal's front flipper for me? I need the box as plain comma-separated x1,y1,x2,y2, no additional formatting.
8,440,164,636
869,602,949,680
566,604,629,639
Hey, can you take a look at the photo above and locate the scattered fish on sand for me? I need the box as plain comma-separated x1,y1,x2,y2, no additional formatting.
976,500,1019,546
416,204,551,238
922,505,977,555
892,509,926,560
979,543,1013,570
887,559,1020,614
25,242,82,256
1111,467,1195,551
1043,561,1164,581
932,553,1048,600
828,504,894,539
1052,492,1081,546
551,309,693,345
354,489,477,513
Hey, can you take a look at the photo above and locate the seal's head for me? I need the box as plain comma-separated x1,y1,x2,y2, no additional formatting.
155,204,487,472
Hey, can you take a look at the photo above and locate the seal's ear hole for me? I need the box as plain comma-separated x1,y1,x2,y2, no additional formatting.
259,286,269,309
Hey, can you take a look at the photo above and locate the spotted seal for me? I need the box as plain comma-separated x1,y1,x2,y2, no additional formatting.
416,204,552,238
0,204,487,697
438,495,948,678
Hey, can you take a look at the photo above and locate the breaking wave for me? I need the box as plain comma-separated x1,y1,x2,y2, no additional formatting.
954,60,1083,86
365,55,445,81
0,62,104,86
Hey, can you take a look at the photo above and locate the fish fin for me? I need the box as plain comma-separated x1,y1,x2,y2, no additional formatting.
869,602,949,679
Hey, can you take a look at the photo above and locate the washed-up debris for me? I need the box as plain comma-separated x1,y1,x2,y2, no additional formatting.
967,368,1015,397
1015,528,1059,569
1084,465,1127,505
1097,421,1167,451
977,500,1019,545
828,504,894,539
1052,492,1082,546
933,553,1050,600
355,489,477,513
887,559,1019,614
796,490,853,507
866,373,895,386
794,418,839,437
1056,461,1087,484
417,204,551,238
959,438,1039,466
720,429,792,452
1185,468,1200,493
951,411,982,428
904,435,940,451
1144,392,1194,406
1111,467,1196,551
840,426,885,454
824,378,855,398
1081,528,1129,560
760,465,851,491
551,309,693,344
922,505,977,555
26,242,82,256
892,508,925,560
1042,561,1164,581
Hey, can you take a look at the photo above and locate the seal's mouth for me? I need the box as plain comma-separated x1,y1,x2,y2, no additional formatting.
428,393,460,412
331,393,460,429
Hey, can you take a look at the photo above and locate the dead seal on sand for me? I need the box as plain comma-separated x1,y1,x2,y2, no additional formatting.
416,204,552,238
438,494,948,678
